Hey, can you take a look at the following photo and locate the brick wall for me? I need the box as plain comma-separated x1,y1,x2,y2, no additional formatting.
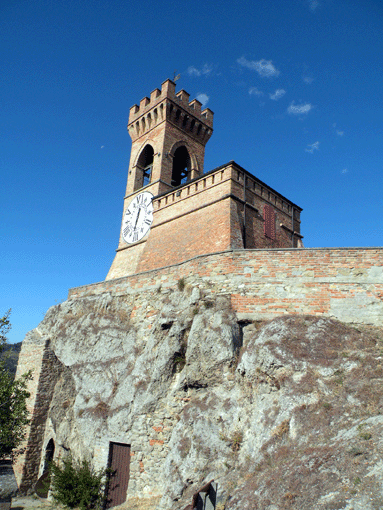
74,247,383,327
106,162,302,280
126,79,213,197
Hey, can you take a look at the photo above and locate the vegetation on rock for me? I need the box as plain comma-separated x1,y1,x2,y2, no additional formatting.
0,310,32,460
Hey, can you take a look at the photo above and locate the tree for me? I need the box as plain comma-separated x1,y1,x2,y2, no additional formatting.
0,309,11,344
0,310,32,460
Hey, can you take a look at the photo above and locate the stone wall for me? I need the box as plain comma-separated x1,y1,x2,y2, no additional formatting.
74,247,383,327
14,276,383,509
13,331,64,493
14,245,383,500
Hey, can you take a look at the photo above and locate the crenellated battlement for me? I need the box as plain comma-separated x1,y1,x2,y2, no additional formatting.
128,79,214,143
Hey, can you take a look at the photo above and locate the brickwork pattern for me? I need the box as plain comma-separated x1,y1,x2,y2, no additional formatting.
108,79,301,281
125,79,213,198
76,248,383,327
107,163,302,280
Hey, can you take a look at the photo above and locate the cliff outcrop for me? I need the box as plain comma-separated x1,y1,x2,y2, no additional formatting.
16,281,383,509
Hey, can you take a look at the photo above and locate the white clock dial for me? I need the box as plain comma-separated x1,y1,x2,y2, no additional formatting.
122,191,154,244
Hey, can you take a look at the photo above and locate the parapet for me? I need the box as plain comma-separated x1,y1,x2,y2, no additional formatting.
128,79,214,128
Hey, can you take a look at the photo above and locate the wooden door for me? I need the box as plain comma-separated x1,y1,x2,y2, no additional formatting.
105,442,130,509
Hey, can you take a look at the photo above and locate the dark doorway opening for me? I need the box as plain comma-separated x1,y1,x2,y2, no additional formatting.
43,438,55,472
35,438,55,499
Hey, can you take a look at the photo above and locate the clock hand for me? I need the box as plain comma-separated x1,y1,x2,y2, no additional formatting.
134,207,141,229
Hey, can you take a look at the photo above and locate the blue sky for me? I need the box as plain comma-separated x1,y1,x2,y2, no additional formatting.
2,0,383,344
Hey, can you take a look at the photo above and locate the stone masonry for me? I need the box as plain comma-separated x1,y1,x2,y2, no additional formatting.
82,247,383,327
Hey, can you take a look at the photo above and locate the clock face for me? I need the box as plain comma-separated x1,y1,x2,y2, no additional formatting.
122,191,154,244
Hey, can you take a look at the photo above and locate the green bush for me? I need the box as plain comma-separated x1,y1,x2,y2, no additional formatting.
50,456,108,509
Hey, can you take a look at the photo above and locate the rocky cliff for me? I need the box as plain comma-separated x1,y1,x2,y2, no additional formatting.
17,280,383,509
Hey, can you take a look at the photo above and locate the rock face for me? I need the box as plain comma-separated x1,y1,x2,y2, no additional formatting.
16,282,383,509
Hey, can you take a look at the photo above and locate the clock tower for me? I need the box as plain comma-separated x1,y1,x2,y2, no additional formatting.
106,78,302,281
125,78,213,198
106,79,214,279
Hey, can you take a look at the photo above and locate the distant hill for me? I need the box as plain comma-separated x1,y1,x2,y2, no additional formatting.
1,342,22,377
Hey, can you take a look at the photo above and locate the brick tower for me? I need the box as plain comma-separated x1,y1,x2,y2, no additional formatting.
126,78,214,197
106,79,214,278
106,79,303,281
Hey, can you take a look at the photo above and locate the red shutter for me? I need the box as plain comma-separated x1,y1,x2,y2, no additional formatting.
263,205,275,239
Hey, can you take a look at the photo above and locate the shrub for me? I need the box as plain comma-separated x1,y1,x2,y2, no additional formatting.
50,456,108,509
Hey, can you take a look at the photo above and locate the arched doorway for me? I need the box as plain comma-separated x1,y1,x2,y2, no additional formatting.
35,438,55,499
43,438,55,472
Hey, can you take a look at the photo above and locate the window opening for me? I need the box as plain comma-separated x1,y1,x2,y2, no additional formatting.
137,144,154,188
171,146,191,186
143,165,151,186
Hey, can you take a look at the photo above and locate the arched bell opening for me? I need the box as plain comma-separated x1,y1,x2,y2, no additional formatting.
171,146,191,187
137,144,154,187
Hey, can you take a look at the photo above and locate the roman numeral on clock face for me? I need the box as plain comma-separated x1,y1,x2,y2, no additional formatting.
123,225,132,237
122,191,154,245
